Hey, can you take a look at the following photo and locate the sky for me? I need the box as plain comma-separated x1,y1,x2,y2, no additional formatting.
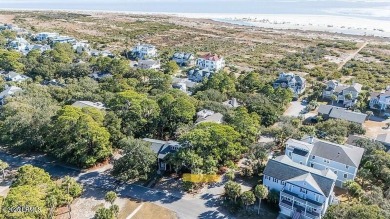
0,0,389,20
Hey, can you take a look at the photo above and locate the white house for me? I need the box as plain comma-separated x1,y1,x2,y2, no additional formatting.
131,44,157,59
4,72,30,83
0,85,22,105
263,155,337,219
196,53,225,71
73,42,90,54
284,137,365,187
137,59,161,70
36,32,59,41
322,80,362,108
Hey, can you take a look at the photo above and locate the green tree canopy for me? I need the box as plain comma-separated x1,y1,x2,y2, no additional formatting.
47,105,112,167
177,122,244,173
0,85,60,151
112,138,157,181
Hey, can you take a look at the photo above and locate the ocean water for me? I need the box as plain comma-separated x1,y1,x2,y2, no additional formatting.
1,0,390,37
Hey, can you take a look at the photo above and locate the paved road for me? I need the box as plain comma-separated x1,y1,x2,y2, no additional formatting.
0,150,230,219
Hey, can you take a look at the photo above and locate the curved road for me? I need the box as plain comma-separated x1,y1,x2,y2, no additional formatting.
0,150,230,219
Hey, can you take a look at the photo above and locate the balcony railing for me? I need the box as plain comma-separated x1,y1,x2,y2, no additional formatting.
279,199,321,219
281,190,323,208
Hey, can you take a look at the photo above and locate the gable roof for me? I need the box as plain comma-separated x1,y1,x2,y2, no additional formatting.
318,105,367,124
301,137,365,168
143,138,181,159
376,133,390,144
264,155,336,197
200,53,222,61
287,173,324,195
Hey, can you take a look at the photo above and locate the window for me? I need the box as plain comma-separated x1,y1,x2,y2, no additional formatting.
323,159,330,163
288,151,292,157
312,155,315,159
344,173,348,179
315,194,320,202
273,178,278,183
300,188,307,194
310,163,314,168
346,165,349,169
281,181,285,185
334,170,337,174
299,162,303,165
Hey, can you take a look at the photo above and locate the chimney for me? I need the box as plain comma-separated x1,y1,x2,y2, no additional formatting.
309,136,314,144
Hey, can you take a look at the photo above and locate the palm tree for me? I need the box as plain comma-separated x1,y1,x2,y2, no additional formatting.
46,194,57,219
331,94,337,106
226,170,235,181
63,176,72,194
105,191,117,206
224,181,241,203
241,191,255,210
254,185,268,215
366,111,373,120
0,160,9,180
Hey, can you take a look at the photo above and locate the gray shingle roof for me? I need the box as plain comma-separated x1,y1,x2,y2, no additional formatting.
263,155,336,197
302,137,365,167
287,173,324,195
318,105,367,124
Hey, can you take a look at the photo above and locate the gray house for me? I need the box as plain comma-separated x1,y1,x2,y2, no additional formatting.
322,80,362,108
273,73,306,97
285,136,365,187
187,68,212,82
317,105,367,124
263,155,337,219
142,138,182,171
172,52,195,66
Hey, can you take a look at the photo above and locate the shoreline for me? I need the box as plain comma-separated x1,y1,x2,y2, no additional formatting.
1,8,390,39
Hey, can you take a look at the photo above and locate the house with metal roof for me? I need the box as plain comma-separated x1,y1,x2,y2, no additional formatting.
263,155,337,219
317,105,367,124
285,136,365,188
142,138,182,171
322,80,362,108
273,72,306,97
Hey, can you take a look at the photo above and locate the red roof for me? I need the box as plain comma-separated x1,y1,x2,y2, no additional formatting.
201,53,221,61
